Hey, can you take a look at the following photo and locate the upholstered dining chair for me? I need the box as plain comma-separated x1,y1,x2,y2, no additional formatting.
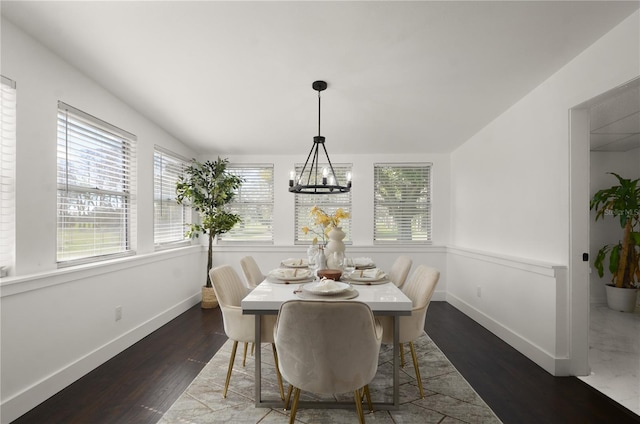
387,255,413,288
274,300,383,424
209,265,284,400
240,255,265,289
380,265,439,398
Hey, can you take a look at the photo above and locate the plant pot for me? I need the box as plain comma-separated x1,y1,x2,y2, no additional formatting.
605,284,638,312
201,286,218,309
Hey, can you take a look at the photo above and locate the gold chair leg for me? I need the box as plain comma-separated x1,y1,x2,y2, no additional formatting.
409,341,425,398
251,342,255,356
400,342,406,368
289,387,301,424
284,384,293,411
271,343,285,400
363,384,373,413
354,389,365,424
242,342,248,367
224,341,238,398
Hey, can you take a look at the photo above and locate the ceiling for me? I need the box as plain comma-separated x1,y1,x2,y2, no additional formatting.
1,1,639,155
589,81,640,152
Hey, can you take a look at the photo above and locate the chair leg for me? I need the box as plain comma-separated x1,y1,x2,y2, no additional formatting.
224,341,239,398
284,384,293,411
242,342,248,367
271,343,285,400
409,341,425,398
400,342,406,368
289,387,301,424
251,342,255,356
354,389,366,424
363,385,373,413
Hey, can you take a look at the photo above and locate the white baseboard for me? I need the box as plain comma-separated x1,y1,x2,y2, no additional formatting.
446,293,566,376
0,293,201,424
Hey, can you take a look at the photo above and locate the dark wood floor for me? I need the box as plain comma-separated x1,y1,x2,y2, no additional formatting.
12,302,640,424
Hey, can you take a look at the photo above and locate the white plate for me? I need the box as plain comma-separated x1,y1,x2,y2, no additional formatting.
268,269,313,281
343,277,389,285
346,273,387,282
302,281,351,295
281,258,308,268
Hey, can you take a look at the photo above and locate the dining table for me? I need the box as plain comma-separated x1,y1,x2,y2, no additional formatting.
241,260,413,411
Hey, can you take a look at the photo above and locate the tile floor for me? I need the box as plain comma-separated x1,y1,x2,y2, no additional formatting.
579,302,640,415
160,333,501,423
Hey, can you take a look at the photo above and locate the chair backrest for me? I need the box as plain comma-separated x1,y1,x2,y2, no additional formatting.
210,264,275,343
240,256,264,289
388,256,413,288
382,264,439,345
274,300,382,395
209,265,247,308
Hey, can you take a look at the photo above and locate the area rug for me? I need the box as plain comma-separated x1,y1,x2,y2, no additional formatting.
159,333,502,423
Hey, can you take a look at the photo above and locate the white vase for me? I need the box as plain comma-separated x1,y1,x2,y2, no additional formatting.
605,284,638,313
325,226,346,268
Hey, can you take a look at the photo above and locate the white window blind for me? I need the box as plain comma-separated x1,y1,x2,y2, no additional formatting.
294,163,352,244
374,163,431,243
220,164,274,243
56,101,137,265
154,147,191,248
0,76,16,276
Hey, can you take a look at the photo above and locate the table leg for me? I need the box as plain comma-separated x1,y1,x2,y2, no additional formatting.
254,314,262,407
393,314,400,407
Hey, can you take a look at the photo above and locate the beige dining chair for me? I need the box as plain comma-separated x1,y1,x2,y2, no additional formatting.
387,255,413,288
274,300,383,424
380,265,439,398
240,255,265,289
209,265,285,400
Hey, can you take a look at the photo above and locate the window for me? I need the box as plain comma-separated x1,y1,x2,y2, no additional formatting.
154,147,191,248
295,163,352,244
374,163,431,243
220,164,274,243
0,76,16,276
56,102,137,265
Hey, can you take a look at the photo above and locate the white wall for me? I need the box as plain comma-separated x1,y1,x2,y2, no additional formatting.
449,11,639,375
0,19,204,423
589,148,640,303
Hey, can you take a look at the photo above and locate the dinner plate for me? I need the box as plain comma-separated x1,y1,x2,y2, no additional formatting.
302,281,351,295
346,273,387,282
268,268,313,281
281,258,308,268
342,277,389,285
267,276,315,284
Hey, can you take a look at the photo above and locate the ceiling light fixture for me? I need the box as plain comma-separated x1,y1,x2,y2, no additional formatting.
289,80,351,194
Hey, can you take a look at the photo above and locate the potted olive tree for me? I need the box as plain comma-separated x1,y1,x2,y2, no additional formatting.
176,157,243,308
590,172,640,312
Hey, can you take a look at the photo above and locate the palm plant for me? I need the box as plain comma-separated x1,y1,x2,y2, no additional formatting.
176,157,243,288
590,172,640,289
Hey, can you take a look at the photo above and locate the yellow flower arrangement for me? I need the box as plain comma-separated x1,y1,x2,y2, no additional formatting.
301,206,350,245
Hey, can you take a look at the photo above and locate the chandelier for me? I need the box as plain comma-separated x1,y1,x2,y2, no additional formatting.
288,81,352,194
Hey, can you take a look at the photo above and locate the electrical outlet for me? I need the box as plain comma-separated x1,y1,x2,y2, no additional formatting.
477,286,482,298
115,306,122,321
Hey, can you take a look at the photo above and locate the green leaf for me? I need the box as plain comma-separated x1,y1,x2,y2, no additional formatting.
609,244,620,275
594,246,609,278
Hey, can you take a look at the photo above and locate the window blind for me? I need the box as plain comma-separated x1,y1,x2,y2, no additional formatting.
154,147,191,248
220,164,274,243
374,163,431,243
0,76,16,276
56,101,137,265
294,163,352,245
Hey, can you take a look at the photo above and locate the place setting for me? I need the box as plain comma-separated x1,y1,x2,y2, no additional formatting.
266,267,314,284
340,257,389,285
293,277,359,300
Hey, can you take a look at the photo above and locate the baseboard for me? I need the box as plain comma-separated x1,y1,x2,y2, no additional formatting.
0,293,201,424
446,293,564,376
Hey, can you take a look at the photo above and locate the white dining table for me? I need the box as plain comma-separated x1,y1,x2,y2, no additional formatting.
241,278,413,410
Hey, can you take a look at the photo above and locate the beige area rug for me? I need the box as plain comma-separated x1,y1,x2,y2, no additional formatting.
159,333,502,423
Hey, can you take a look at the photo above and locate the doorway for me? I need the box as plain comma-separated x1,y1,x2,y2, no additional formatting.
569,76,640,414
